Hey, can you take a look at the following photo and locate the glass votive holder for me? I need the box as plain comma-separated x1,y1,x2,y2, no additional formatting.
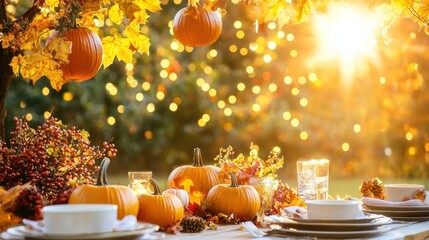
128,171,152,195
249,176,277,219
296,159,329,200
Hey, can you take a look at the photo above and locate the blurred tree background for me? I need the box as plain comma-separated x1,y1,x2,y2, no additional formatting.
4,0,429,183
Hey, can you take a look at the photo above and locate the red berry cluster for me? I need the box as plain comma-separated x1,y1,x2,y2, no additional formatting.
0,116,117,204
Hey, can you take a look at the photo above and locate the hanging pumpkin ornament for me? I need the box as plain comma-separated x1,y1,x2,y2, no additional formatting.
167,148,220,204
49,27,103,82
137,179,184,229
173,1,222,47
206,172,260,220
68,158,139,220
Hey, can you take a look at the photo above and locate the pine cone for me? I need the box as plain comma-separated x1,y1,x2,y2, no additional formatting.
10,186,44,220
406,189,427,202
360,178,385,200
180,216,206,233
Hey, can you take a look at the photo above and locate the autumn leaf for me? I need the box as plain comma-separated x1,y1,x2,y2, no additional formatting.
108,4,124,24
101,35,117,68
293,0,313,23
391,0,414,14
133,0,162,13
102,35,133,68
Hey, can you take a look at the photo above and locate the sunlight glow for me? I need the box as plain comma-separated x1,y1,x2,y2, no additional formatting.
313,3,379,86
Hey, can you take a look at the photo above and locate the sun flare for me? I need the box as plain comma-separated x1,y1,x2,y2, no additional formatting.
312,3,380,86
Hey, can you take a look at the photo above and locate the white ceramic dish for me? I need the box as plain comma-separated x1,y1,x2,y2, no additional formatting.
385,184,425,202
274,216,392,231
42,204,117,235
284,213,383,223
363,209,429,218
306,200,361,219
7,222,159,240
269,226,391,239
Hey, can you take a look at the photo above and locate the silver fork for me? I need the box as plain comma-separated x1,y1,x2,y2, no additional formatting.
240,221,266,238
240,221,316,239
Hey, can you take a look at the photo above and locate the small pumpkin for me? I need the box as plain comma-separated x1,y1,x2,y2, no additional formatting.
163,188,189,207
173,4,222,47
138,179,184,229
49,27,103,82
205,172,260,220
68,158,139,219
167,148,220,204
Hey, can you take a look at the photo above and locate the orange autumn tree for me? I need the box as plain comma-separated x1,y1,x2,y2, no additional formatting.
0,0,162,138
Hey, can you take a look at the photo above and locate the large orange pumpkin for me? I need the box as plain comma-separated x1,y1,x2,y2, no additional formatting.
167,148,220,204
205,172,260,220
68,158,139,220
49,27,103,82
137,179,184,229
173,5,222,47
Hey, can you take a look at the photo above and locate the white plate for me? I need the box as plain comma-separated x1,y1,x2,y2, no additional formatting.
363,209,429,218
269,225,391,239
363,203,429,211
273,216,393,231
284,213,384,224
7,222,158,240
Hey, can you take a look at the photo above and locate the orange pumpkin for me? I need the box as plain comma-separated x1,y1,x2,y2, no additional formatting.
49,27,102,82
173,5,222,47
206,172,260,220
138,179,184,228
167,148,220,204
68,158,139,219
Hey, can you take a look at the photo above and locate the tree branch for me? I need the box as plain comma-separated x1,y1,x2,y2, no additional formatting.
0,0,7,23
19,5,40,26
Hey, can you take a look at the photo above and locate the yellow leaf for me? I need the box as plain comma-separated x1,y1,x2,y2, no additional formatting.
130,34,150,55
1,33,14,49
116,38,133,63
391,0,414,14
294,0,313,23
9,56,20,76
108,4,124,24
46,68,66,91
45,37,71,63
102,35,118,68
133,10,149,24
124,22,140,39
133,0,162,12
43,0,60,11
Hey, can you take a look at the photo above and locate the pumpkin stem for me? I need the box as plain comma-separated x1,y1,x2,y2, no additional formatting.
229,172,239,188
192,148,205,167
96,157,110,186
149,178,162,195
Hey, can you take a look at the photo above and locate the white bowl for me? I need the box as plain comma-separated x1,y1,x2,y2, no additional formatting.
306,200,361,219
42,204,117,235
385,184,425,202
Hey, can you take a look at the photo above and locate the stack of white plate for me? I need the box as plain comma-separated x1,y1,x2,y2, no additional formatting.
269,213,395,238
363,203,429,222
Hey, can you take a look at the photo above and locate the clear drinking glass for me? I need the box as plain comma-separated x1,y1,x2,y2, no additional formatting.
297,159,329,200
128,171,152,195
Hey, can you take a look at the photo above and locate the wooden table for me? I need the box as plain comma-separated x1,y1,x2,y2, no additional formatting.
164,221,429,240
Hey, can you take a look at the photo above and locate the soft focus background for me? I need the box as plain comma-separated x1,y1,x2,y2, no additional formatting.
4,0,429,196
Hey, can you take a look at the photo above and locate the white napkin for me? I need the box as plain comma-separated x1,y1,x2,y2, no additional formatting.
362,197,425,206
22,215,139,233
282,206,308,218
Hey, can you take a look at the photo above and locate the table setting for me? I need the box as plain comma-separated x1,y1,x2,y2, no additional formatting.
0,134,429,240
